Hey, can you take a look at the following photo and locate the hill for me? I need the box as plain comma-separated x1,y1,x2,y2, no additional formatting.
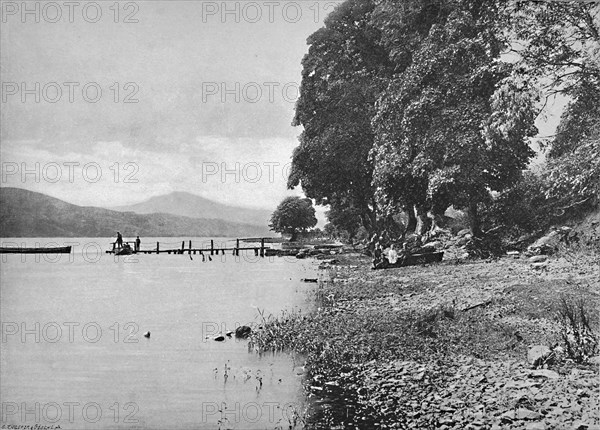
112,191,272,227
0,187,271,238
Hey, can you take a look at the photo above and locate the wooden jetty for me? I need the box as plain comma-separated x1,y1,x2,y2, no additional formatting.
106,238,273,257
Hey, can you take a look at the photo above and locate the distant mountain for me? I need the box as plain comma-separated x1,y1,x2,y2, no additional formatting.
112,191,272,227
0,187,271,238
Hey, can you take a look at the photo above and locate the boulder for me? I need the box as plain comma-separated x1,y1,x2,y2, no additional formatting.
235,325,252,339
529,369,560,379
529,255,548,263
527,228,571,255
527,345,551,367
457,235,472,246
214,335,225,342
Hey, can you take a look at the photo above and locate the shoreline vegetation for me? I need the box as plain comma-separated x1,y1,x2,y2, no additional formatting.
249,244,599,429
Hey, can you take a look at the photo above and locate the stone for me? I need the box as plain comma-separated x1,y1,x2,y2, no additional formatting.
529,369,560,379
235,325,252,338
588,356,600,366
529,255,548,263
516,408,542,420
525,422,547,430
528,345,551,366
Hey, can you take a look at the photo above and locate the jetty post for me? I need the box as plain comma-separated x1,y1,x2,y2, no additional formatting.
210,240,214,255
181,241,185,254
189,240,192,255
260,238,265,257
156,242,159,254
235,239,240,256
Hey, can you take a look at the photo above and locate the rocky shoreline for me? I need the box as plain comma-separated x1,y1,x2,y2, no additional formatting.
250,251,600,429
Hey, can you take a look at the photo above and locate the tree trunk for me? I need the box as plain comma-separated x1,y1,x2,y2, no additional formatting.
415,205,432,236
468,202,482,238
405,205,417,235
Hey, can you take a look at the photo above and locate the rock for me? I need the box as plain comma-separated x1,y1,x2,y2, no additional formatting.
529,369,560,379
143,331,150,338
214,335,225,342
529,255,548,263
528,345,551,366
235,325,252,339
301,278,318,283
516,408,542,420
457,229,471,237
531,262,548,270
525,422,547,430
425,241,442,250
225,331,233,337
588,356,600,366
457,235,472,246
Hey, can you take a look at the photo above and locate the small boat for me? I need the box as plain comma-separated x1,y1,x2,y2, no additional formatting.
115,246,134,256
0,246,72,254
373,251,444,269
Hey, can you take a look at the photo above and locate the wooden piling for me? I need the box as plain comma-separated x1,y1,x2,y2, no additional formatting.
260,238,265,257
157,242,160,254
189,240,192,255
211,240,214,255
236,239,240,256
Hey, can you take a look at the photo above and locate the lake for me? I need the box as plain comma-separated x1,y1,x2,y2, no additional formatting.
0,237,318,430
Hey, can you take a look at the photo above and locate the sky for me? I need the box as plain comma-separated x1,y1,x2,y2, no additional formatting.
0,0,565,224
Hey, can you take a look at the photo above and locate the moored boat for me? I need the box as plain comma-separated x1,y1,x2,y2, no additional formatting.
0,246,72,254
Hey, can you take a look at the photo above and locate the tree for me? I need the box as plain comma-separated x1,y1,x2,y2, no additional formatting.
544,84,600,209
288,0,393,234
504,2,599,98
505,2,600,212
371,0,538,237
269,197,317,242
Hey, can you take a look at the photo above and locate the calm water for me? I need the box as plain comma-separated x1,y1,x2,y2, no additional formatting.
1,237,317,430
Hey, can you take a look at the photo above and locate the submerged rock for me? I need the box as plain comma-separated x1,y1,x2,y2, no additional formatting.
235,325,252,339
214,335,225,342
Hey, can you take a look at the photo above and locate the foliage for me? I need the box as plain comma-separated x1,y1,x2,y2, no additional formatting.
479,172,557,239
544,82,600,209
288,0,393,233
269,196,317,241
324,198,365,241
371,0,538,236
504,1,600,97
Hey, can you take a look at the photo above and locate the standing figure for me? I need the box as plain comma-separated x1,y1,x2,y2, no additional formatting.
116,232,123,249
135,236,141,252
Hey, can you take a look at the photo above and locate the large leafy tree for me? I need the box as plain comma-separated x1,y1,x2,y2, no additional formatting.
506,2,600,212
288,0,393,234
544,82,600,209
269,196,317,242
371,0,538,237
504,1,599,98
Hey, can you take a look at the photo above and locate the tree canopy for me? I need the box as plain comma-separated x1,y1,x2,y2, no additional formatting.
269,196,317,241
288,0,600,240
288,0,393,234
